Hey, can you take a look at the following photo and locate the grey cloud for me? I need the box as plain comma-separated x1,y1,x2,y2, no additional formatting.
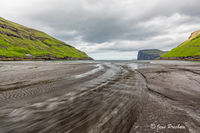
20,0,200,43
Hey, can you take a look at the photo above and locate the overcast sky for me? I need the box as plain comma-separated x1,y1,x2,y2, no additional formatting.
1,0,200,60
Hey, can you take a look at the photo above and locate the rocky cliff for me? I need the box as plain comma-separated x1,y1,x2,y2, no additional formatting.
137,49,167,60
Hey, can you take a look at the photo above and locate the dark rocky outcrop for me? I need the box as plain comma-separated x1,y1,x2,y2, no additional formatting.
137,49,167,60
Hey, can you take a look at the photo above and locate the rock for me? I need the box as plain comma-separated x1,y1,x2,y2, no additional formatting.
188,30,200,40
137,49,167,60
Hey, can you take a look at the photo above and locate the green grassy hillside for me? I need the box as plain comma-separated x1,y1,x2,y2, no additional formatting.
161,30,200,60
0,17,91,60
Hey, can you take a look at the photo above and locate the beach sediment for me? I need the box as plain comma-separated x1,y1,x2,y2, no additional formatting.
0,61,199,133
132,62,200,133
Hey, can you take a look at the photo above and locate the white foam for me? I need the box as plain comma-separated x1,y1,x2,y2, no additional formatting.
127,63,139,70
9,108,31,122
85,63,121,85
74,64,104,78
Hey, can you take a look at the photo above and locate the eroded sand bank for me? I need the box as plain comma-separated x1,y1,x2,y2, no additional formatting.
132,62,200,133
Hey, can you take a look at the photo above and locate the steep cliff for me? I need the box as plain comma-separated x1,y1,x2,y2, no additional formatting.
137,49,167,60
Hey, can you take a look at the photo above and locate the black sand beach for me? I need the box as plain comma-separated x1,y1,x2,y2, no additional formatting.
0,61,199,133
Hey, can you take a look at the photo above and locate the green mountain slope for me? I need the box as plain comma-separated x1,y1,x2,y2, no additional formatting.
161,30,200,60
0,17,92,60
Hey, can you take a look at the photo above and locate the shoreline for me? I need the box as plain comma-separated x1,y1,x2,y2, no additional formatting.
0,57,93,61
158,56,200,61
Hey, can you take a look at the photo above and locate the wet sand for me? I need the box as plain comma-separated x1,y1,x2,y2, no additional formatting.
132,62,200,133
0,61,199,133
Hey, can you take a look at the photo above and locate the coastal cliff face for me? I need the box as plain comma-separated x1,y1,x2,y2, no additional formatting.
188,30,200,40
0,17,92,61
161,30,200,61
137,49,167,60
